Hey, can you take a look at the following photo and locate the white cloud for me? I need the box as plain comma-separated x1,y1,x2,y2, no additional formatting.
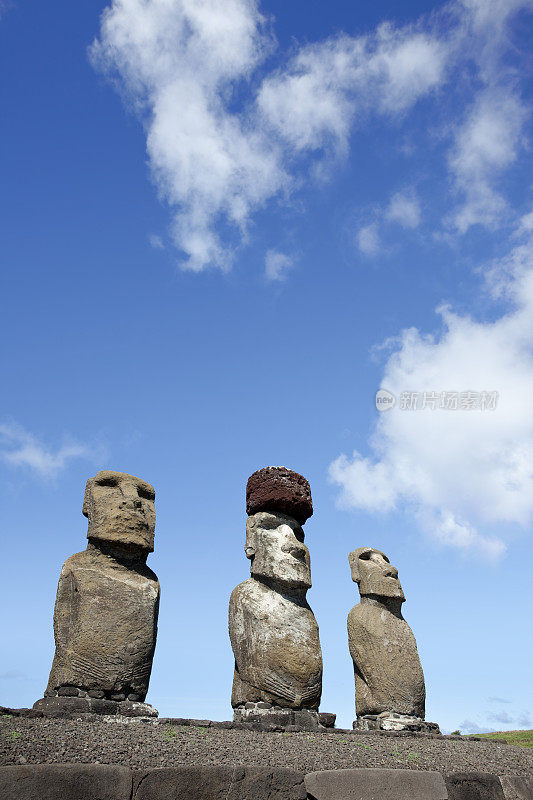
0,423,93,479
91,0,285,273
448,89,528,233
90,0,532,270
258,26,447,155
458,719,491,734
330,213,533,558
357,189,420,256
489,711,514,724
265,250,293,281
385,190,421,229
357,222,381,256
149,233,164,249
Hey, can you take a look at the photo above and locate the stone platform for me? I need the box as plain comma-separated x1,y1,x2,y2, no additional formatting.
33,695,158,718
1,765,530,800
233,703,326,731
354,713,440,733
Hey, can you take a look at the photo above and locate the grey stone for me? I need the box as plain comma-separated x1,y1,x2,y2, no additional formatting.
347,547,428,723
36,471,160,711
305,768,448,800
32,696,118,716
0,764,132,800
318,712,336,728
111,693,126,701
446,773,506,800
500,776,533,800
57,686,80,696
117,700,158,718
230,480,322,713
128,693,142,701
133,766,306,800
88,689,105,698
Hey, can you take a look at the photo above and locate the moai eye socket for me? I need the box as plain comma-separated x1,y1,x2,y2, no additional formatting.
97,477,118,487
294,527,305,543
137,486,155,501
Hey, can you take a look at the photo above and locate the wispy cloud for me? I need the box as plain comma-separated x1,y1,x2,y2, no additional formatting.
0,422,95,479
265,250,293,281
357,189,421,256
330,211,533,558
488,696,512,704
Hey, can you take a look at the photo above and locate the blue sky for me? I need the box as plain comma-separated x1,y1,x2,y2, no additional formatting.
1,0,532,734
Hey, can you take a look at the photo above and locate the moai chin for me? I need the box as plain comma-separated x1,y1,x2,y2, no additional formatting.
229,467,323,729
33,471,160,718
347,547,439,733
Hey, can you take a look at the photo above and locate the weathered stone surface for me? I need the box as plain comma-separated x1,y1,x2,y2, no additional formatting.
37,471,160,709
305,768,448,800
347,547,426,720
445,773,506,800
0,764,132,800
229,508,322,710
246,467,313,524
499,776,533,800
133,767,306,800
318,712,336,728
354,713,439,733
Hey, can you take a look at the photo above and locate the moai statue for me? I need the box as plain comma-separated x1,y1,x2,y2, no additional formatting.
229,467,323,729
34,471,160,718
347,547,439,732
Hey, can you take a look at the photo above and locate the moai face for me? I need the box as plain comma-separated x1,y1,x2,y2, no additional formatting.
349,547,405,601
246,511,312,589
83,471,156,552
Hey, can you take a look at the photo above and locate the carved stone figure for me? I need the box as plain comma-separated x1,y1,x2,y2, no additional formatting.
229,467,323,728
34,471,160,717
347,547,439,732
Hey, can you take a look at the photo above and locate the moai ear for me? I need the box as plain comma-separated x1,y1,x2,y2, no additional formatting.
82,477,95,519
244,516,257,560
348,550,361,584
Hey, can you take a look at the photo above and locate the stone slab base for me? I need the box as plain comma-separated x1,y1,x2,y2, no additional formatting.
233,704,321,730
354,713,440,733
1,766,528,800
33,696,158,718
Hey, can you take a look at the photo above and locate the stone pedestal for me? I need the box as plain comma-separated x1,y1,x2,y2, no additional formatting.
32,692,158,718
233,703,321,730
353,713,440,733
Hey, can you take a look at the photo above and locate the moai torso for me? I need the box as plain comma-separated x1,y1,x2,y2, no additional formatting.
43,471,160,703
347,547,425,719
229,467,323,711
230,576,322,708
47,544,159,697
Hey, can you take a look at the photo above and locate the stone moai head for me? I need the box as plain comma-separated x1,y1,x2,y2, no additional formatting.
349,546,405,602
245,466,313,590
83,470,156,552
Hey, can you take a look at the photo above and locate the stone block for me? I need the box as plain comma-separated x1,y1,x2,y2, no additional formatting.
318,713,336,728
500,776,533,800
445,773,506,800
0,765,132,800
33,696,118,716
305,768,448,800
133,766,306,800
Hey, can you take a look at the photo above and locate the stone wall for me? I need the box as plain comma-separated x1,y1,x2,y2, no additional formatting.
0,765,530,799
